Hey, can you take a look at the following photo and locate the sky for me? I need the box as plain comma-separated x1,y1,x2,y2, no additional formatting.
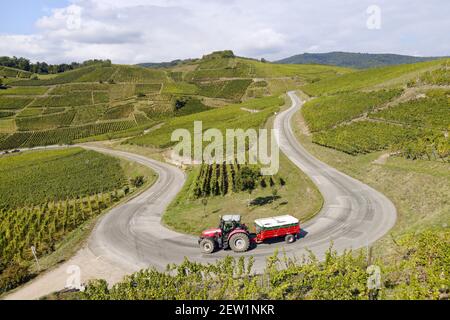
0,0,449,64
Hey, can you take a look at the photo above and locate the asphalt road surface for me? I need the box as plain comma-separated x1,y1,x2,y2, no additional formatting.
5,91,396,299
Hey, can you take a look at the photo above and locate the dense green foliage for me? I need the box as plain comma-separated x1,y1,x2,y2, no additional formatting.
312,121,420,155
0,120,137,150
191,163,284,198
80,230,449,300
370,95,449,129
303,89,402,132
0,148,126,209
0,56,111,74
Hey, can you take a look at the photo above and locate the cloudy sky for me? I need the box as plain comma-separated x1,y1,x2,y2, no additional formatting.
0,0,449,64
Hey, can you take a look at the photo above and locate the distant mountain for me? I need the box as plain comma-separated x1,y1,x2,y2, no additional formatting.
275,52,446,69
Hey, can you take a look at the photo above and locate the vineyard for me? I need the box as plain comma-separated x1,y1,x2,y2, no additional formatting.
302,89,402,132
0,111,14,119
312,121,420,155
0,148,127,209
0,97,33,110
197,79,253,101
0,147,149,293
16,110,76,131
369,95,450,129
77,230,449,300
0,120,137,150
128,96,284,148
191,162,285,199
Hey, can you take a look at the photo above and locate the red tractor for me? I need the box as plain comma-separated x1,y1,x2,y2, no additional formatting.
198,214,300,254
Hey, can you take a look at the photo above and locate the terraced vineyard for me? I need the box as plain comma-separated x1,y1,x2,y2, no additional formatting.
128,96,284,148
0,51,353,151
0,147,149,293
302,89,402,132
300,59,450,161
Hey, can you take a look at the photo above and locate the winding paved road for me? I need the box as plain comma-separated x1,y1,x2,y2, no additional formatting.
5,92,396,299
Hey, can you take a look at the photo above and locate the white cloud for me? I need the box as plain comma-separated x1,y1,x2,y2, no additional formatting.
0,0,448,63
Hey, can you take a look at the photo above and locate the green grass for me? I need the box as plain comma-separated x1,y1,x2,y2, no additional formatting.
302,59,448,96
127,96,284,148
0,119,15,133
0,147,127,209
163,154,322,235
162,82,199,95
303,89,402,132
135,83,162,95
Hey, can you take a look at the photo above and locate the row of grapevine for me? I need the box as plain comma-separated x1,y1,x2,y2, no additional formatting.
369,95,450,130
312,121,421,155
0,148,127,209
80,230,450,300
191,162,284,198
392,131,450,162
16,110,76,131
0,120,137,150
302,89,402,132
0,189,131,293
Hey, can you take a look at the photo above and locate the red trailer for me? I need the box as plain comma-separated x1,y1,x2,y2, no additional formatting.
254,215,300,244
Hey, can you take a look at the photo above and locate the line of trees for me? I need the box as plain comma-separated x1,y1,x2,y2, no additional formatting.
0,56,111,75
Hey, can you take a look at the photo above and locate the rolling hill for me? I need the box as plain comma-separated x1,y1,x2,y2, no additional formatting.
276,52,446,69
0,50,351,151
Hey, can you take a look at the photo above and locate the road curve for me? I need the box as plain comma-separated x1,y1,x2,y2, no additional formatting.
5,92,397,299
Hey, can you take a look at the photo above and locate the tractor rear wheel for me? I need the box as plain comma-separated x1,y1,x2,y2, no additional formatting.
229,233,250,253
200,238,215,254
285,234,296,244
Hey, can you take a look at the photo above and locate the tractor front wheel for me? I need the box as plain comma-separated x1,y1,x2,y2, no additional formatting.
229,233,250,253
200,238,215,254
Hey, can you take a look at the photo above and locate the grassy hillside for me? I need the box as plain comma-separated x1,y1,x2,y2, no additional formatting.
302,59,448,96
276,52,444,69
0,147,156,293
0,51,350,151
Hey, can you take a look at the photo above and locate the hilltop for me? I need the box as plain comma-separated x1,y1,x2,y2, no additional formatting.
276,52,446,69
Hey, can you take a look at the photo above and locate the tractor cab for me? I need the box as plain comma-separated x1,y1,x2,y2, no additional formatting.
219,215,243,234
